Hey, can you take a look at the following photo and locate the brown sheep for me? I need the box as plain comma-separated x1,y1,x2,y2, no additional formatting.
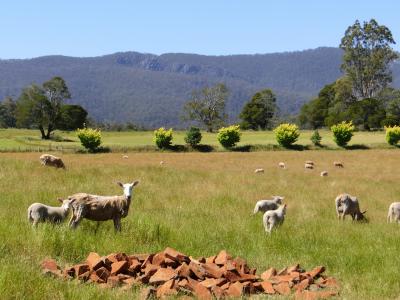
39,154,65,169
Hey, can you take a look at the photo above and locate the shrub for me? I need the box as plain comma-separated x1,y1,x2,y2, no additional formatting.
274,123,300,147
184,127,202,147
153,127,173,149
310,130,322,146
385,126,400,145
217,125,241,148
76,128,102,152
331,121,355,147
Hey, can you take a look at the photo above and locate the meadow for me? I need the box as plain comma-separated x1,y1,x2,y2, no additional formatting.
1,150,400,299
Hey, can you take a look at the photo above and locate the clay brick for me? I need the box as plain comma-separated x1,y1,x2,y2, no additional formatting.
242,281,255,294
128,259,142,274
219,282,230,290
296,278,312,291
149,268,177,285
233,257,249,274
260,281,275,294
261,267,277,280
277,267,288,275
287,264,300,273
189,261,206,280
226,281,243,297
199,278,226,289
73,264,90,277
152,252,166,266
193,281,212,300
95,266,111,282
78,271,91,282
308,266,325,278
140,287,156,300
89,272,105,284
274,281,291,295
86,252,103,270
203,262,223,279
205,255,216,264
156,279,178,298
163,247,189,263
214,250,231,265
211,285,225,299
224,260,237,272
276,274,296,283
107,275,122,287
237,273,258,282
223,270,242,282
176,262,191,278
141,254,155,268
41,259,59,272
131,253,150,262
320,277,339,289
111,261,128,275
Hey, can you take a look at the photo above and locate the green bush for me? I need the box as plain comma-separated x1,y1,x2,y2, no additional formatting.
274,123,300,147
331,121,355,147
76,128,102,152
153,127,173,149
217,125,241,148
310,130,322,146
184,127,202,147
385,126,400,145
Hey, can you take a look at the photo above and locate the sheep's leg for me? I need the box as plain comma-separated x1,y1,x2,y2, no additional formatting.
94,222,101,234
113,218,121,232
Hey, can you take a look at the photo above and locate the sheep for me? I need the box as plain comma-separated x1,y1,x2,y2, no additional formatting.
28,198,75,226
278,162,286,169
160,161,165,166
68,180,140,231
305,160,314,166
335,193,367,221
254,168,264,174
253,196,284,215
333,161,344,168
122,155,129,159
320,171,328,177
387,202,400,223
263,204,287,234
39,154,65,169
305,163,314,169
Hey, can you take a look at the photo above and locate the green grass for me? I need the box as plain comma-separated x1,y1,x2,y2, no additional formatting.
0,128,393,152
1,151,400,299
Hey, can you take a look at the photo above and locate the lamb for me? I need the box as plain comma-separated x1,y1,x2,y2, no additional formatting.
305,160,314,166
253,196,284,214
27,198,75,226
335,193,367,221
39,154,65,169
68,180,140,231
278,162,286,169
122,155,129,159
320,171,328,177
254,168,264,173
387,202,400,223
333,161,344,168
305,163,314,169
263,204,287,234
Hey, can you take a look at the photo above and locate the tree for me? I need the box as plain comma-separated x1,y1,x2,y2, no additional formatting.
0,97,16,128
182,83,228,132
15,77,71,139
340,19,398,99
57,104,88,130
239,89,277,130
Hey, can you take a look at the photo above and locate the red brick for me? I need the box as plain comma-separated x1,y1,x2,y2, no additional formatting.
128,259,142,274
308,266,325,278
274,281,291,295
86,252,103,270
89,272,104,284
193,281,212,300
296,278,312,291
141,254,155,268
233,257,248,274
203,262,223,279
277,267,288,275
261,267,276,280
260,281,275,294
214,250,231,265
107,275,122,287
237,273,258,282
211,285,225,299
189,261,206,280
287,264,300,273
130,253,150,262
140,287,156,300
205,255,216,264
163,247,189,263
149,268,177,285
199,278,226,288
276,274,296,283
95,266,110,282
78,271,91,282
320,277,339,289
41,259,59,272
226,281,243,297
74,264,90,277
224,260,237,272
176,262,191,278
156,279,178,298
223,270,242,282
111,261,128,275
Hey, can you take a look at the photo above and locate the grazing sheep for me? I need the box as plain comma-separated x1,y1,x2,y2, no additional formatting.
320,171,328,177
334,161,344,168
160,161,165,165
335,193,367,221
278,162,286,169
253,196,284,214
305,160,314,166
305,163,314,169
68,180,140,231
254,168,264,173
122,155,129,159
28,198,75,226
263,204,287,234
387,202,400,223
39,154,65,169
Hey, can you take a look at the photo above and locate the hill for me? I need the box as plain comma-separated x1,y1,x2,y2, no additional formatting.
0,47,399,128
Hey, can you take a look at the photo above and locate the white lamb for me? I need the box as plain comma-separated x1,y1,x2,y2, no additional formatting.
263,204,287,234
387,202,400,223
254,168,264,174
253,196,284,214
28,198,75,226
278,162,286,169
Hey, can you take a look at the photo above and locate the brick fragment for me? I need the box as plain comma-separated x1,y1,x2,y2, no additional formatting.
149,268,177,285
156,279,177,298
111,261,128,275
199,278,226,288
176,262,191,278
163,247,189,263
78,271,90,282
188,261,206,280
308,266,325,278
193,281,212,300
95,266,110,282
203,262,223,279
86,252,103,270
260,281,275,294
226,281,243,297
274,281,291,295
214,250,231,265
296,278,312,291
261,267,277,280
107,275,122,287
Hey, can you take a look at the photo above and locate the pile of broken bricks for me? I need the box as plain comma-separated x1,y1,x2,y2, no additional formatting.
41,247,339,299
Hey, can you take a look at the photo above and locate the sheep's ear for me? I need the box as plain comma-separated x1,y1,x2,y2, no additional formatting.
57,198,63,203
117,181,123,187
69,199,76,205
132,180,140,187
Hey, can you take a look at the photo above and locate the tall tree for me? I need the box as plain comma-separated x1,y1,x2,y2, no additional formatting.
239,89,277,130
57,104,88,130
0,97,17,128
182,83,228,132
340,19,398,99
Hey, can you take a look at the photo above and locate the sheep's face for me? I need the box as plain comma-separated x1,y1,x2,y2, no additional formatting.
58,198,75,210
273,196,284,204
118,180,140,199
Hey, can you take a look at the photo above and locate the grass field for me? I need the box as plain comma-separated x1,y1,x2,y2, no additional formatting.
0,128,392,152
1,150,400,299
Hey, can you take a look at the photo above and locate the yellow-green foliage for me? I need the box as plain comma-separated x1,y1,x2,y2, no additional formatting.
153,127,173,149
76,128,102,152
385,126,400,145
217,125,241,148
331,121,355,147
274,123,300,147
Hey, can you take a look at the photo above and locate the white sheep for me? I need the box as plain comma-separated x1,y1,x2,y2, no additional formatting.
387,202,400,223
253,196,284,214
333,161,344,168
254,168,264,174
263,204,287,234
305,163,314,169
27,198,75,226
160,161,165,165
68,180,140,231
305,160,314,166
122,155,129,159
278,162,286,169
320,171,328,177
335,193,367,221
39,154,65,169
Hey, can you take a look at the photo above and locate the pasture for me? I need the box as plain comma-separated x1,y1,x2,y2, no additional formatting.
1,150,400,299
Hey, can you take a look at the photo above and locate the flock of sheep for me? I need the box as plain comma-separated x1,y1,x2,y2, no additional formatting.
29,154,400,234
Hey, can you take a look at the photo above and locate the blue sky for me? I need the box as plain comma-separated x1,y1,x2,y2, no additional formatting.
0,0,399,58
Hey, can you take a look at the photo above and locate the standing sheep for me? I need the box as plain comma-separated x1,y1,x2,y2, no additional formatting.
305,160,314,166
335,193,367,221
320,171,328,177
387,202,400,223
254,168,264,174
278,162,286,169
253,196,284,214
68,180,140,231
28,198,75,226
333,161,344,168
39,154,65,169
305,163,314,169
263,204,287,234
